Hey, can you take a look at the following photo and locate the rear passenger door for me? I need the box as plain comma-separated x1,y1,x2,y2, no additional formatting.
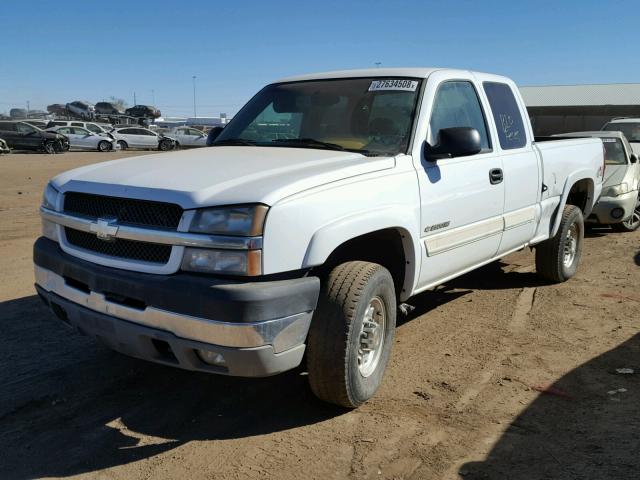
482,81,540,254
0,122,19,147
414,72,505,288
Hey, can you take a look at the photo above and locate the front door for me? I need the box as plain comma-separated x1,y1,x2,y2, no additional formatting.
415,76,505,288
16,122,42,149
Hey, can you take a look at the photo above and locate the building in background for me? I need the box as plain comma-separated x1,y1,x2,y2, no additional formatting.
520,84,640,136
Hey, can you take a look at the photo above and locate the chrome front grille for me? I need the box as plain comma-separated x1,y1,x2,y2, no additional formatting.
61,192,183,265
64,228,172,264
63,192,183,230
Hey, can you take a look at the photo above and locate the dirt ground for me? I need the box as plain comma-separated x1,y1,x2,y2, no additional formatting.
1,151,639,480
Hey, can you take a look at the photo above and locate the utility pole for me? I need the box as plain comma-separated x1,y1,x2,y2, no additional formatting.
26,100,30,117
133,92,137,106
192,76,197,118
152,89,155,106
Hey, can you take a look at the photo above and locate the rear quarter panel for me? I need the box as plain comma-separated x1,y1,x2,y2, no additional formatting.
532,138,604,242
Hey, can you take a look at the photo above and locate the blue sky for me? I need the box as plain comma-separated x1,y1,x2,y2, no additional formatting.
1,0,638,117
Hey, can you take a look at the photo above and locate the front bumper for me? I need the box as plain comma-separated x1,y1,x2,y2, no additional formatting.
588,190,639,224
34,237,320,377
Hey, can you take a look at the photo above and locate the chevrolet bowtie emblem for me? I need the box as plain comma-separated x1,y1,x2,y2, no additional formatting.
90,217,119,241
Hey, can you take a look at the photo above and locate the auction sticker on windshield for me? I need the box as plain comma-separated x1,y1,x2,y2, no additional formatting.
368,79,419,92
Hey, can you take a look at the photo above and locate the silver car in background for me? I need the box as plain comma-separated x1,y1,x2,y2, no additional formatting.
46,126,118,152
555,131,640,231
169,126,208,148
66,101,95,120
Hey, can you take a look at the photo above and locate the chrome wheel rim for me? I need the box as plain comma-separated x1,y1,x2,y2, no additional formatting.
563,223,578,267
622,200,640,230
357,296,386,377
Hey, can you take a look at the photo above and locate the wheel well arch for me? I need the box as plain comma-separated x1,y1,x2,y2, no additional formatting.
565,178,594,213
550,176,595,237
311,227,414,300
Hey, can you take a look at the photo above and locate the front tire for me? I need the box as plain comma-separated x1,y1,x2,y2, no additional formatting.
535,205,584,282
43,140,56,154
97,140,111,152
612,193,640,232
306,261,396,408
159,139,173,151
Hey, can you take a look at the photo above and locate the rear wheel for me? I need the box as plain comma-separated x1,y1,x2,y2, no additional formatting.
535,205,584,282
612,193,640,232
306,261,396,408
97,140,111,152
117,140,127,150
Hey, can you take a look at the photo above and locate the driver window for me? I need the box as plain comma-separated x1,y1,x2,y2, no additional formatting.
429,81,491,151
16,123,35,134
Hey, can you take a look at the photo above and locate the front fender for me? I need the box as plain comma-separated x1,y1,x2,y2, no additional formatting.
303,206,421,297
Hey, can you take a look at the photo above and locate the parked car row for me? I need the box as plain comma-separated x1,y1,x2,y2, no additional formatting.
45,101,162,120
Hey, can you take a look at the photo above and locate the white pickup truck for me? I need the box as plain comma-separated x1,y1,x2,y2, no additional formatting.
34,68,605,407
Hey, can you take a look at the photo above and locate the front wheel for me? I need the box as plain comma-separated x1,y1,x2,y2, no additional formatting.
535,205,584,283
97,140,111,152
43,140,56,154
612,194,640,232
159,139,173,151
306,261,396,408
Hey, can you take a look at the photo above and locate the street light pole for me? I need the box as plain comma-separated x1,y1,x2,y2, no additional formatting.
192,76,197,118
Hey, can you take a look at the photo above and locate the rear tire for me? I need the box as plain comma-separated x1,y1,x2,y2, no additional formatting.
117,140,127,150
612,194,640,232
97,140,111,152
535,205,584,282
306,261,396,408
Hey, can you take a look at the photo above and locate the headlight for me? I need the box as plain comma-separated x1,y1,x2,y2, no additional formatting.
602,183,629,197
42,182,59,210
189,205,268,236
181,248,262,276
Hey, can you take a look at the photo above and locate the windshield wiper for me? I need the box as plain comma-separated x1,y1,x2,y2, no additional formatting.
271,138,346,151
212,138,257,146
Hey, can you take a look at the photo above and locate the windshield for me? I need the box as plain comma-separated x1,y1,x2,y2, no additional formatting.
216,77,422,156
603,122,640,142
601,138,627,165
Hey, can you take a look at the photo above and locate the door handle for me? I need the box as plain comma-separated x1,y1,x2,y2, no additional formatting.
489,168,503,185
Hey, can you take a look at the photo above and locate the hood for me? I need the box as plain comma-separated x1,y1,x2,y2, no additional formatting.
43,131,64,139
603,164,629,188
52,146,395,208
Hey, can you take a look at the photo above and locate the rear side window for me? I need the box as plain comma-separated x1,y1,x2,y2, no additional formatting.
0,122,16,131
429,81,491,150
483,82,527,149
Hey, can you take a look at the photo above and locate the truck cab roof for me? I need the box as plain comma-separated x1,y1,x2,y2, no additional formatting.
276,67,511,84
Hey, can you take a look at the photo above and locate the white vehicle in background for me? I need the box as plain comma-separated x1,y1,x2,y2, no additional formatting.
110,126,176,151
169,126,208,148
555,131,640,231
46,120,112,135
602,118,640,155
46,126,119,152
66,101,95,120
35,68,605,408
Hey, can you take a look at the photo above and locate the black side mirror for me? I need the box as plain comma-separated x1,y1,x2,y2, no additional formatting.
424,127,482,161
630,153,638,164
206,126,224,146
